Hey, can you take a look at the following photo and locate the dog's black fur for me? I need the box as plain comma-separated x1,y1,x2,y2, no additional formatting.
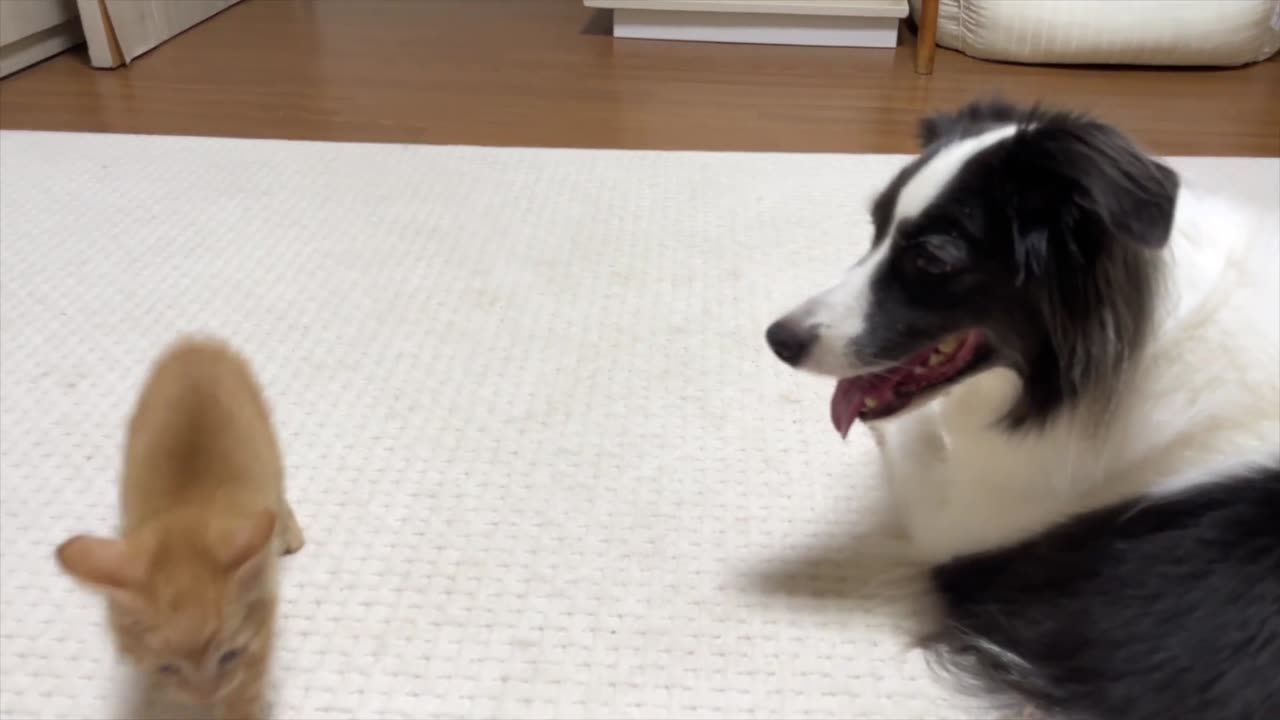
927,464,1280,720
859,100,1178,430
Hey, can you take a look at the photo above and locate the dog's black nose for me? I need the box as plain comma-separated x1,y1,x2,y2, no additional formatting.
766,321,815,366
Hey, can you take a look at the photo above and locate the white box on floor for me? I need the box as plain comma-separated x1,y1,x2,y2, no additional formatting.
586,0,908,48
76,0,244,69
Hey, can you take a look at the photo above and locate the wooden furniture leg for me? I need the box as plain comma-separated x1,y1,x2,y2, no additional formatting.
914,0,940,75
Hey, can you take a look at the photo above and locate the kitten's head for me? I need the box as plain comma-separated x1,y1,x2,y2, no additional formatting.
56,509,278,704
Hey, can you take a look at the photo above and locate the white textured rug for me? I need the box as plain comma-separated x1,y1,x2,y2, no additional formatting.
1,131,1276,720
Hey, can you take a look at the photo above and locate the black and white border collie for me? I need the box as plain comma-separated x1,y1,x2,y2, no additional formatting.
765,99,1280,720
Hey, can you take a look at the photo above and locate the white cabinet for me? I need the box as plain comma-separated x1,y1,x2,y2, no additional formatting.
0,0,82,78
76,0,244,69
584,0,909,48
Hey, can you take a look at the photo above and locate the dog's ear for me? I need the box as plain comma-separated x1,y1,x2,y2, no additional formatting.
918,98,1023,148
1011,119,1178,256
1004,117,1178,286
917,113,953,148
998,113,1171,429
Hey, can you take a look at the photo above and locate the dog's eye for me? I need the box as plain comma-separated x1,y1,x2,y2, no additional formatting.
218,648,243,667
908,235,967,275
158,663,181,675
912,252,954,275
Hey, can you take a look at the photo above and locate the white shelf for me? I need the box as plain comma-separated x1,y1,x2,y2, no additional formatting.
585,0,908,18
585,0,906,48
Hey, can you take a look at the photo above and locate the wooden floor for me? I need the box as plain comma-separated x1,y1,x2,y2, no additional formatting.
1,0,1278,156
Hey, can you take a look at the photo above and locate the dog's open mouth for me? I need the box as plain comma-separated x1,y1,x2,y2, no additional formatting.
831,330,989,437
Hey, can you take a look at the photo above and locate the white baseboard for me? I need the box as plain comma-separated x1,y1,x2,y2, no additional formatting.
611,8,900,48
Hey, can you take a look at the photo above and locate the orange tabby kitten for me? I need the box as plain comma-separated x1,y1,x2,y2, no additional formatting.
56,338,304,720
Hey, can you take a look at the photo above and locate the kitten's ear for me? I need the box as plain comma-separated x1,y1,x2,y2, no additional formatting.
56,535,146,593
219,509,277,571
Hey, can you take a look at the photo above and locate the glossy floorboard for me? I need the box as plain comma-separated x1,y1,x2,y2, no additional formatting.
1,0,1278,156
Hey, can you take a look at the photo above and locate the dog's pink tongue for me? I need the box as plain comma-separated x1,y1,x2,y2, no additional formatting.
831,377,868,439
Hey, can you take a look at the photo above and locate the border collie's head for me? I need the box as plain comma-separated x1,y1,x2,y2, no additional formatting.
766,99,1179,437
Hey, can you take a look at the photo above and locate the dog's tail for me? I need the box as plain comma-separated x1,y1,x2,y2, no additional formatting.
925,463,1280,720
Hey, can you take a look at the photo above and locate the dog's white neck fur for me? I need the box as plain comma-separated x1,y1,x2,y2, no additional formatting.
878,182,1280,562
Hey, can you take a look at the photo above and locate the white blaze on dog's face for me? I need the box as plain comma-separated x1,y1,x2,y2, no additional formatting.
771,124,1021,378
765,100,1178,437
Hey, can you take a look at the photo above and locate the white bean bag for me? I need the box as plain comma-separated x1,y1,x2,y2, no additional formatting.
910,0,1280,66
